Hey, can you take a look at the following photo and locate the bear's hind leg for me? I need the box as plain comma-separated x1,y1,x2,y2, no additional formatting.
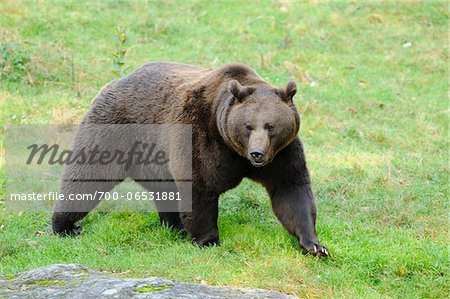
52,212,86,236
52,180,120,236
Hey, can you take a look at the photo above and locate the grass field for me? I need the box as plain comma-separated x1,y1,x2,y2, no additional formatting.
0,1,448,298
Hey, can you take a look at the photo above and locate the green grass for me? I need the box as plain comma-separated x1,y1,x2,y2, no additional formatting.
0,1,448,298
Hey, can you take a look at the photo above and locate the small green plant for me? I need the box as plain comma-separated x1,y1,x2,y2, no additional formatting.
29,280,68,286
135,284,171,293
111,26,129,78
4,274,16,280
0,42,29,81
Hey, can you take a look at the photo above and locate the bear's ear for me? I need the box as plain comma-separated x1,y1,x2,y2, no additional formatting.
227,80,254,102
285,80,297,101
275,80,297,102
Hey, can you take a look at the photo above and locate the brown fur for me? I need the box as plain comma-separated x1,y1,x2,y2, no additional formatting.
52,62,328,256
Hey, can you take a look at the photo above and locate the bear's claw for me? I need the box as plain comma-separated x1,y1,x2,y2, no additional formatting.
300,241,329,257
193,233,220,247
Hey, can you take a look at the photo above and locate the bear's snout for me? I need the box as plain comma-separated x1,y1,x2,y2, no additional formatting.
249,149,264,160
248,147,267,167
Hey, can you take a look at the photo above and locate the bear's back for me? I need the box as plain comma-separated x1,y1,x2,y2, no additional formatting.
85,63,207,124
85,62,263,125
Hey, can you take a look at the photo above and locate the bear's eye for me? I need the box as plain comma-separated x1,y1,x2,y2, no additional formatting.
267,125,275,131
245,124,253,131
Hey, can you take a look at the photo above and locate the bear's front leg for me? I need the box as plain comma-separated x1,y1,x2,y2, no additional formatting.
180,196,220,247
269,183,328,257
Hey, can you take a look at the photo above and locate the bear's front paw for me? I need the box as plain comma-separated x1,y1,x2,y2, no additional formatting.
193,233,220,247
299,240,329,257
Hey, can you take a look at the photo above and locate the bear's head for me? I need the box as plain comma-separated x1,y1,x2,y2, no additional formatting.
217,80,300,167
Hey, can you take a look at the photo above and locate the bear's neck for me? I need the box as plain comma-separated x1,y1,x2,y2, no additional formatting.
214,84,246,155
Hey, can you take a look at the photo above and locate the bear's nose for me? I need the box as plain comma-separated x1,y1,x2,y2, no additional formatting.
250,150,264,160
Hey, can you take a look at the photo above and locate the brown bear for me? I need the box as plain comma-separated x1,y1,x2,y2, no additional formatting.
52,62,328,257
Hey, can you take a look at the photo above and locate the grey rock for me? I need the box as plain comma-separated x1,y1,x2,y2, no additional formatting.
0,264,297,299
